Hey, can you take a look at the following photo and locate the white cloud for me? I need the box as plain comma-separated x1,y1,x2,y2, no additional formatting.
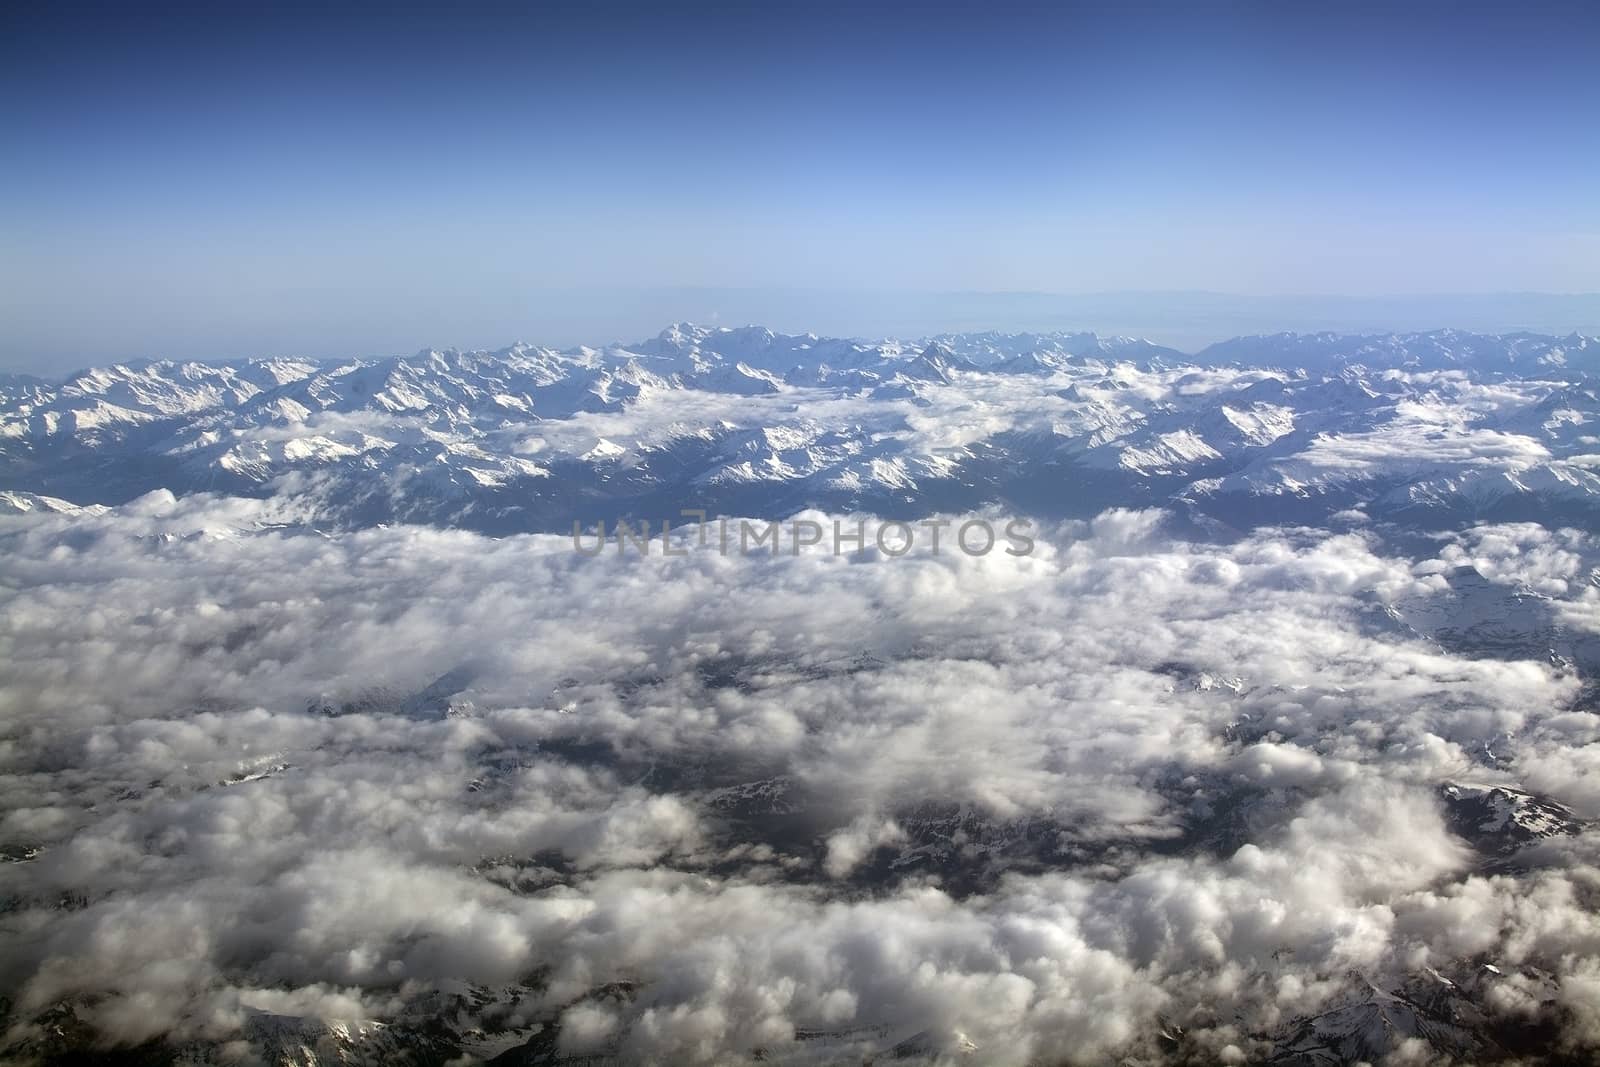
1,497,1598,1061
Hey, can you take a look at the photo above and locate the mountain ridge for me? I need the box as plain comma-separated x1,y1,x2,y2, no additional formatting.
3,325,1597,533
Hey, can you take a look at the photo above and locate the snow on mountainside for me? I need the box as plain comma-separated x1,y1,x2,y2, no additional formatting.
0,490,110,516
1,326,1597,531
1199,329,1599,373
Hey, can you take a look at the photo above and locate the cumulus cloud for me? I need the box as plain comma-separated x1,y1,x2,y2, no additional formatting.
2,494,1599,1062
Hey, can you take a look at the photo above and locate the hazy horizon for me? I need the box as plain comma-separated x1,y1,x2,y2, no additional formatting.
4,287,1600,377
4,1,1598,373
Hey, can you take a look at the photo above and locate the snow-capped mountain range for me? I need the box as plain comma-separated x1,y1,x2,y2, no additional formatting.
3,324,1596,532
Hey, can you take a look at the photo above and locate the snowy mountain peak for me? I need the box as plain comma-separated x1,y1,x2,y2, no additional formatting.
3,325,1597,532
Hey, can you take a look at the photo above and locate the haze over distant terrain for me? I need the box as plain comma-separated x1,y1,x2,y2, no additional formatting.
7,291,1600,377
4,3,1598,372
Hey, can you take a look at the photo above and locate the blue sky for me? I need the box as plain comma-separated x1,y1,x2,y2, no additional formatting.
2,1,1598,370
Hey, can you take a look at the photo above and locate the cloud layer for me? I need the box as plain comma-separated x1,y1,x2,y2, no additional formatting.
2,493,1600,1063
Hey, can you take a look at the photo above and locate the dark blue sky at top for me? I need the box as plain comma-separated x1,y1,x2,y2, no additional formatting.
2,1,1598,369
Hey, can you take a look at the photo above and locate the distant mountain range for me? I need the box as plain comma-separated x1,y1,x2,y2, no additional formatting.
3,325,1597,533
